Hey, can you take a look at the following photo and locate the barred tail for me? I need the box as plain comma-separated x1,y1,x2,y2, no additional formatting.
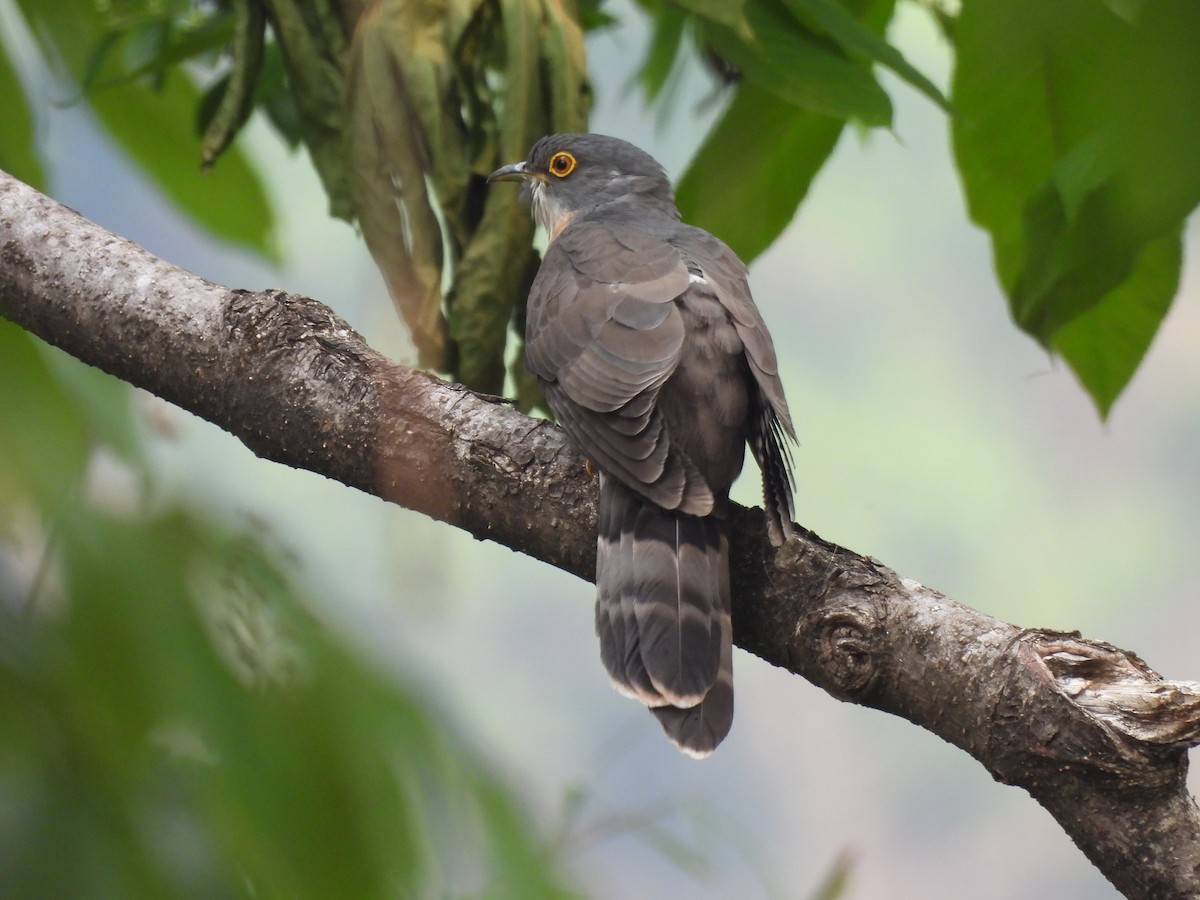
594,475,733,756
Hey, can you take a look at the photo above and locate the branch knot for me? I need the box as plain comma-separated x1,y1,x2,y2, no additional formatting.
804,595,884,700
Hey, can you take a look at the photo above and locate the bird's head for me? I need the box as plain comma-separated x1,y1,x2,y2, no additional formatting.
488,133,678,239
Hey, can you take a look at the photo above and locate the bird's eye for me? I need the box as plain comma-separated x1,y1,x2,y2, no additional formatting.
549,151,577,178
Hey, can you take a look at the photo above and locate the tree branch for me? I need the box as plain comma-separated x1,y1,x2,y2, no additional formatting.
2,170,1198,899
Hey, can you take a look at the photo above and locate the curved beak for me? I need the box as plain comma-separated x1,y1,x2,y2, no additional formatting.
487,160,528,183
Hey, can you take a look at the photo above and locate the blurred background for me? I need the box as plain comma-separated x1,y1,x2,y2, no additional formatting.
3,0,1199,897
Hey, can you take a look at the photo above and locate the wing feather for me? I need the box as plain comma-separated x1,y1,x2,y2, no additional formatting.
527,222,715,512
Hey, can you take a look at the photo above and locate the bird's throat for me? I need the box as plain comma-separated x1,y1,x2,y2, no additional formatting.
530,183,577,244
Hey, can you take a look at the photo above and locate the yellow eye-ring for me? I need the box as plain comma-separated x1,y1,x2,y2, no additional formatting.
548,151,577,178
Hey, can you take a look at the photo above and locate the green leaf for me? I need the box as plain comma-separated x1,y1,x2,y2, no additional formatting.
448,189,535,392
89,72,277,256
780,0,949,111
704,0,891,126
808,849,855,900
677,82,843,262
0,40,45,189
636,3,688,102
1052,230,1181,417
0,322,91,513
15,0,275,257
447,0,543,392
35,342,144,469
253,41,305,148
577,0,619,31
201,0,266,167
538,0,592,137
952,0,1200,415
0,321,144,515
262,0,352,219
1102,0,1146,23
118,11,236,82
674,0,751,36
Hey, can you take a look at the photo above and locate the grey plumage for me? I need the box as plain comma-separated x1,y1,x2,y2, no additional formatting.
490,134,795,756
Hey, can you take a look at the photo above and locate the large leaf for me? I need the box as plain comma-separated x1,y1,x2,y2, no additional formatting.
677,82,843,262
674,0,750,35
636,3,688,102
446,0,544,392
703,0,892,127
261,0,353,219
781,0,949,112
93,74,277,255
653,0,905,261
14,0,275,257
346,0,452,369
0,40,45,189
1051,231,1181,417
952,0,1200,414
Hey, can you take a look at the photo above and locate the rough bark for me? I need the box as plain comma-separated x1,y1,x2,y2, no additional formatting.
2,170,1199,898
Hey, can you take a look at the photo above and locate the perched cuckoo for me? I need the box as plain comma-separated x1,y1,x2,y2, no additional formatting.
489,134,796,757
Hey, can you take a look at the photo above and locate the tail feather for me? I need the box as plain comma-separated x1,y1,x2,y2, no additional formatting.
597,487,660,705
629,505,722,705
595,476,734,755
652,606,733,757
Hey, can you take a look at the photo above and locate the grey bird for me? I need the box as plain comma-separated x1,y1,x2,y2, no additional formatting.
489,134,796,757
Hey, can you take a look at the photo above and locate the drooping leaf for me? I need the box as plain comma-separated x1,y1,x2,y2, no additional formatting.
636,3,688,102
252,40,305,148
448,187,536,391
1051,230,1181,417
781,0,949,112
677,82,843,262
539,0,591,137
347,0,452,370
576,0,619,31
952,0,1200,414
259,0,352,219
808,849,855,900
201,0,266,167
15,0,275,257
0,40,46,189
446,0,544,393
114,11,235,82
674,0,751,36
703,0,892,127
444,0,588,396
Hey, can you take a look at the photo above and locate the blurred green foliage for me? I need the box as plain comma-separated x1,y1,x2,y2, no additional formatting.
0,319,575,898
12,0,276,257
0,37,43,189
